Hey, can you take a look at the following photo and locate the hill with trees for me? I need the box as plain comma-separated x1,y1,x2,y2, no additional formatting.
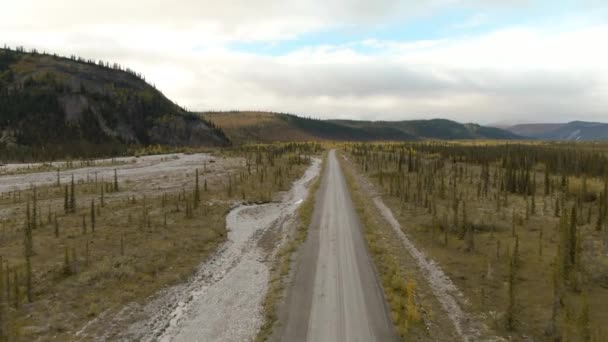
203,111,521,144
0,47,230,161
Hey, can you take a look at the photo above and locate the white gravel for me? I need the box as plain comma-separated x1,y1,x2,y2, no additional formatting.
0,153,215,193
372,198,477,340
117,157,321,342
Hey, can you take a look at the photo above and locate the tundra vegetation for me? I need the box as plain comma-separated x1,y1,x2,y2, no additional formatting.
345,141,608,341
0,142,319,341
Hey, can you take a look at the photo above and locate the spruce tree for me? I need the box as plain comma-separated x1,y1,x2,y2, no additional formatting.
90,200,96,233
63,247,70,276
70,175,76,213
12,272,18,309
569,206,577,266
100,185,105,208
31,187,37,230
194,169,200,206
64,185,69,214
113,169,119,191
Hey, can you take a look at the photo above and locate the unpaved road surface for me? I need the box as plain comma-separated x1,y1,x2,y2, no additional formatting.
109,157,322,342
278,150,397,342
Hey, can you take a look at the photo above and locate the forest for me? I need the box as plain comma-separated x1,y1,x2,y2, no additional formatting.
0,46,229,162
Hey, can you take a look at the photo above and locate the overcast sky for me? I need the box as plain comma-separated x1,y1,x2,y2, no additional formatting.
2,0,608,124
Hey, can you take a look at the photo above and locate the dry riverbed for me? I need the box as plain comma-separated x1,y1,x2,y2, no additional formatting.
0,149,316,341
94,157,322,342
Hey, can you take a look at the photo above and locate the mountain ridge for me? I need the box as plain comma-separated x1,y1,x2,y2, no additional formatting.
506,121,608,141
202,111,521,144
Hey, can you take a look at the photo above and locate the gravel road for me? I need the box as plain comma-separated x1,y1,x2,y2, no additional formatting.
277,150,398,342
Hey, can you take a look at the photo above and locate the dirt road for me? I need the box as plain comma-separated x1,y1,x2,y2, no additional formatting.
278,150,397,342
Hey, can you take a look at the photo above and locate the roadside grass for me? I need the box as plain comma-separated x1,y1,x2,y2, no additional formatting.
255,152,326,342
339,152,425,341
0,144,317,341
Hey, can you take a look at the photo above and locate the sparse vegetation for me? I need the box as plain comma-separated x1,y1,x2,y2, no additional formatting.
0,142,320,340
344,141,608,340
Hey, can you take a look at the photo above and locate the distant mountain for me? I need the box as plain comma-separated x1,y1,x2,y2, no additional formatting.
203,112,521,144
0,48,230,158
506,121,608,141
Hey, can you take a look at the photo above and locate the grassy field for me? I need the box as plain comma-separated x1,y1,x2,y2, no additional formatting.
344,142,608,341
0,143,319,341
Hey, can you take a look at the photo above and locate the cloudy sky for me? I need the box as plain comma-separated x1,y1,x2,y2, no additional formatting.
3,0,608,124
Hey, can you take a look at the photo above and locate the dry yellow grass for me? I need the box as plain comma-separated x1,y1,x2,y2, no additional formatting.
202,111,317,144
203,111,279,130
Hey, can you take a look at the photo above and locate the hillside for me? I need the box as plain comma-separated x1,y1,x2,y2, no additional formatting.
333,118,521,140
0,48,229,159
203,112,520,143
507,121,608,140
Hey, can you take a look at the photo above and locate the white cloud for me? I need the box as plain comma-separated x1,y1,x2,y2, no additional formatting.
1,0,608,124
142,25,606,124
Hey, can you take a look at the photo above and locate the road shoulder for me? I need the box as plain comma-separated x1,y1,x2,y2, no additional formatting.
339,151,460,341
266,154,327,342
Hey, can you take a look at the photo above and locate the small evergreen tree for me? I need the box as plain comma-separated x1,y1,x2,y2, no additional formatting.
90,200,96,233
113,169,119,191
194,169,200,205
64,185,69,214
70,175,76,213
